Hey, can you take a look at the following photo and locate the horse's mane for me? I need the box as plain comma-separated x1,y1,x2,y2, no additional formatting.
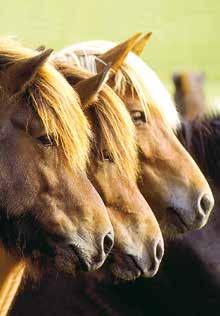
53,59,138,181
179,113,220,186
55,40,180,130
0,38,90,172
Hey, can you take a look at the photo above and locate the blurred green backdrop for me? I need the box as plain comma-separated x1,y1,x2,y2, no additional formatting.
1,0,219,101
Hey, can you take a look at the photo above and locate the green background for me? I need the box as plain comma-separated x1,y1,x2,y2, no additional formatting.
1,0,219,101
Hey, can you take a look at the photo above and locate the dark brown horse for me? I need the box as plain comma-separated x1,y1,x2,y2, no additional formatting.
0,38,114,277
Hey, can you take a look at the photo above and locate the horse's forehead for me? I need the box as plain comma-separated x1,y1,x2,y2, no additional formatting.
0,94,34,130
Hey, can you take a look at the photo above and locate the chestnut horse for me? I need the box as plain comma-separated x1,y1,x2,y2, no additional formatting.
0,38,120,316
0,38,115,275
55,33,214,237
53,60,164,280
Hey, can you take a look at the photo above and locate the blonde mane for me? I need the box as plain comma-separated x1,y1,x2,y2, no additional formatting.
56,40,180,130
53,60,138,181
0,38,90,172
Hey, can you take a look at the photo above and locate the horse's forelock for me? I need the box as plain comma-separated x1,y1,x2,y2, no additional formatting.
94,86,138,181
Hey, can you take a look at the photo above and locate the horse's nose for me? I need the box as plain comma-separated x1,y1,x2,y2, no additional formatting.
196,192,214,226
144,237,164,277
69,230,114,272
133,236,164,278
88,230,114,271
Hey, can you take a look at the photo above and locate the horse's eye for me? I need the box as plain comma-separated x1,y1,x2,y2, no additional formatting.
102,150,113,162
37,135,54,147
131,111,146,126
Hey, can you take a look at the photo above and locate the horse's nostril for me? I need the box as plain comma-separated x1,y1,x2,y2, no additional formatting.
146,238,164,276
155,239,164,261
199,193,214,216
103,232,114,255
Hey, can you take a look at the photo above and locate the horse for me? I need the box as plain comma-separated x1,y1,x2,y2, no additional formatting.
52,58,164,281
173,71,206,122
54,33,214,238
0,37,118,276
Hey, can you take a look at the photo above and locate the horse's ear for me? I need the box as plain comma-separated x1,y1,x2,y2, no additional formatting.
131,32,152,56
97,33,142,72
36,45,46,52
75,63,111,108
6,48,53,95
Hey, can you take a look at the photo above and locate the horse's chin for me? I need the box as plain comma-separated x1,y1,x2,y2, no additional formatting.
110,263,141,281
23,242,81,280
109,253,143,282
159,208,191,239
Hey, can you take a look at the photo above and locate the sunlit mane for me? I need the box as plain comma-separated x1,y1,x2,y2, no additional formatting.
53,59,138,181
56,40,180,130
0,38,91,171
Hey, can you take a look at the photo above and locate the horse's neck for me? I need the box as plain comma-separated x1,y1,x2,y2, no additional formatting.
0,247,25,316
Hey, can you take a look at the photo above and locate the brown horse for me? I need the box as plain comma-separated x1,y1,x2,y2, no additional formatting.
173,71,206,122
53,60,164,280
0,38,114,276
55,34,214,237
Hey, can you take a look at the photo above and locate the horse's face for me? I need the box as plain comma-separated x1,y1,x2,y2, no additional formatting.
122,94,214,237
89,159,164,281
173,72,205,122
0,53,114,275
